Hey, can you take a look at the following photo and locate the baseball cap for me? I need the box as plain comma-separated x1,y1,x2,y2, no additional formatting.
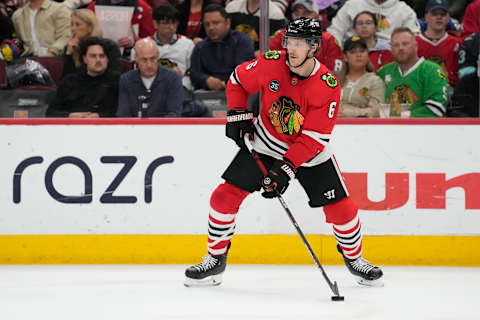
425,0,449,13
291,0,319,14
343,36,367,52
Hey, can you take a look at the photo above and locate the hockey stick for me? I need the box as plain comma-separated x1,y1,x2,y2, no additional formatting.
243,134,344,301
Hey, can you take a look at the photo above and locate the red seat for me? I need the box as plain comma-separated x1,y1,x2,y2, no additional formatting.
0,60,6,88
28,56,63,86
120,58,135,73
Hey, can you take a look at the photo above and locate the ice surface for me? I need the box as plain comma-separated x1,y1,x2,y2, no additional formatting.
0,265,478,320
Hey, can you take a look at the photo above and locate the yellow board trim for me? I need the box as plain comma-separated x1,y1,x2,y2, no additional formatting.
0,235,479,266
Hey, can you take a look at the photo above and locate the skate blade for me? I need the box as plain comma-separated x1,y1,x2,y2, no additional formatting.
184,274,223,287
354,276,384,287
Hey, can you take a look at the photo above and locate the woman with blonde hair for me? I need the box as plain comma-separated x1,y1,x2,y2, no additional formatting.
62,9,121,78
336,35,385,118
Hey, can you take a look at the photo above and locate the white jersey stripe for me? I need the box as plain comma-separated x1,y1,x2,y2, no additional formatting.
229,69,241,86
302,130,331,144
425,100,446,116
252,116,334,167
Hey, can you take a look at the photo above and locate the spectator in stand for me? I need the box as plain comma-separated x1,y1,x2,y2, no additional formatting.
336,36,385,117
413,0,474,22
413,0,468,37
62,0,94,10
451,30,480,117
450,71,479,117
458,31,479,80
47,37,120,117
226,0,286,53
461,0,480,40
450,66,479,117
62,9,121,79
318,0,347,29
176,0,217,45
271,0,291,15
88,0,155,54
353,11,394,71
377,27,448,117
11,0,71,57
149,3,195,92
416,0,461,87
190,4,254,91
117,38,184,117
327,0,420,45
269,0,344,72
0,2,15,43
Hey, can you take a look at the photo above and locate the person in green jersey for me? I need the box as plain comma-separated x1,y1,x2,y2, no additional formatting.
377,27,449,117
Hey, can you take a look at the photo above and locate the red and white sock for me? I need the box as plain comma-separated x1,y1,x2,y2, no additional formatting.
333,215,363,260
207,208,236,256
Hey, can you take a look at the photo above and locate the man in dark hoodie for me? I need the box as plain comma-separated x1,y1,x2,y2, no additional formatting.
47,37,120,117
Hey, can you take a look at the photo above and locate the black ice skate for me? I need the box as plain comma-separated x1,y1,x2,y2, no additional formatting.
184,247,229,287
337,244,383,287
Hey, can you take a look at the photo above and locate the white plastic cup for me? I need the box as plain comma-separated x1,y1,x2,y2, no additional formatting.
379,104,390,118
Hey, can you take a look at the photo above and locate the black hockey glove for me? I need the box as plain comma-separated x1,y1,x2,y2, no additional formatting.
226,110,254,147
261,158,296,199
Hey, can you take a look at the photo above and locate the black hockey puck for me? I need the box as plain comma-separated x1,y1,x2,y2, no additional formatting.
331,295,345,301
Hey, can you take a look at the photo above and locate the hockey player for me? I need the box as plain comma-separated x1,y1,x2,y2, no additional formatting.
184,18,383,287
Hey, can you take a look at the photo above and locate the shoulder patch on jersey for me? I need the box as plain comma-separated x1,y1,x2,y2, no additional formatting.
269,80,280,92
384,74,392,84
437,69,447,80
246,60,258,70
264,50,281,60
321,72,338,88
268,96,304,136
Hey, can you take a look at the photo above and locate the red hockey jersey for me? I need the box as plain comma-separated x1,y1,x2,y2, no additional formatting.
416,33,461,86
227,50,341,168
269,29,344,73
369,50,394,71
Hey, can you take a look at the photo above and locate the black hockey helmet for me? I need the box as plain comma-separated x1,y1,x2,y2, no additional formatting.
283,17,322,49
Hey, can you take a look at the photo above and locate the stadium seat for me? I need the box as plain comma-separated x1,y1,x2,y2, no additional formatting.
0,88,54,117
0,60,6,88
25,56,63,86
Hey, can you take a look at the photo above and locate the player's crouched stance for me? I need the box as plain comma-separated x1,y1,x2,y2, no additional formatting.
185,18,383,288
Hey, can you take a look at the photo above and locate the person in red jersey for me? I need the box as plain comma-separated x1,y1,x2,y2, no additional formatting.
269,0,344,72
184,17,383,288
416,0,461,86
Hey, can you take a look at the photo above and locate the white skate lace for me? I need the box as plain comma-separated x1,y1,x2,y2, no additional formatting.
193,255,218,272
350,258,375,274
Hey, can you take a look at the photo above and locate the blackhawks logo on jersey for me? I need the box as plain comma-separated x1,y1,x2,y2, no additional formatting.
321,72,338,88
390,84,418,116
235,24,259,43
377,14,390,30
359,88,369,97
264,50,281,60
159,58,178,69
437,68,447,80
269,96,305,135
428,56,448,78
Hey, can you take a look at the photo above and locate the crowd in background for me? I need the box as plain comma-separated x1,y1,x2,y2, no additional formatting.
0,0,479,118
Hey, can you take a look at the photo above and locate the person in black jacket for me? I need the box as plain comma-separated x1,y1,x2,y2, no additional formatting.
176,0,219,44
190,4,254,91
47,37,119,118
61,9,121,79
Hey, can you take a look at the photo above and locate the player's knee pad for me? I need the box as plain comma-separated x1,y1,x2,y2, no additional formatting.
323,196,358,225
210,182,250,214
